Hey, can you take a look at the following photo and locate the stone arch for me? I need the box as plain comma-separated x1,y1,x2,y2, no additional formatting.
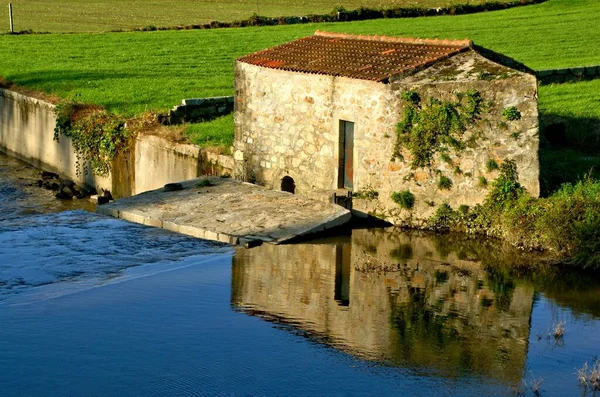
281,176,295,194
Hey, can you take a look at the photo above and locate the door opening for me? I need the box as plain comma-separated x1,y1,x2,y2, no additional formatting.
338,120,354,190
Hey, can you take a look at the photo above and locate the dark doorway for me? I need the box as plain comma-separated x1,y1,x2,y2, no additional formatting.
338,120,354,190
334,243,351,306
281,176,295,194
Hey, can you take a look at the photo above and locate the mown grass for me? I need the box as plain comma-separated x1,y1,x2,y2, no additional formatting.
0,0,597,115
0,0,598,177
183,114,234,152
2,0,515,33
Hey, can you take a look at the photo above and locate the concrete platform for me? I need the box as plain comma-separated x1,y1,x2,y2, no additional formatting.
96,177,351,246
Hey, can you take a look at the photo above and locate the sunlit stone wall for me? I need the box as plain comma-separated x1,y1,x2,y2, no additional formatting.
233,50,539,226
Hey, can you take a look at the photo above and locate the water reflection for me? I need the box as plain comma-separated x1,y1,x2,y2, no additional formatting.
231,229,535,383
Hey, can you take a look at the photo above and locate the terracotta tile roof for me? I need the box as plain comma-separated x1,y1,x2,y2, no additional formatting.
237,31,472,83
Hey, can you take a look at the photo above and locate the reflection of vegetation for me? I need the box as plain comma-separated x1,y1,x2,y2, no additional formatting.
390,244,413,261
390,287,460,352
435,270,449,284
484,267,516,312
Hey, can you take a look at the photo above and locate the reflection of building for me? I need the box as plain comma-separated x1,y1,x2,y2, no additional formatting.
231,229,534,382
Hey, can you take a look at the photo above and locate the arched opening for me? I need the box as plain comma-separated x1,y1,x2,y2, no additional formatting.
281,176,295,194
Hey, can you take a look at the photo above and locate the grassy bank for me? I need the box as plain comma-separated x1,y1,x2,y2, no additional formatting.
2,0,518,33
429,161,600,269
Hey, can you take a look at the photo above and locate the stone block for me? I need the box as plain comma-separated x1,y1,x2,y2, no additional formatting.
234,150,244,161
570,67,585,76
217,233,232,244
204,230,219,242
585,66,598,76
120,211,147,225
144,217,163,228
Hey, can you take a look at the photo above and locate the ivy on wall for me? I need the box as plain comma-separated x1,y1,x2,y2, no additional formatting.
53,103,133,176
394,90,486,169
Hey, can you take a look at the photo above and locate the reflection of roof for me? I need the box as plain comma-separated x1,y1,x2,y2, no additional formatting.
237,30,472,83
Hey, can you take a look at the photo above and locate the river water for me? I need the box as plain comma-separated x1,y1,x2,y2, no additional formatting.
1,151,599,396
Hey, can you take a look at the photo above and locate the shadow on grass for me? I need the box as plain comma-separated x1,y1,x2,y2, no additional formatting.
539,112,600,196
7,70,136,88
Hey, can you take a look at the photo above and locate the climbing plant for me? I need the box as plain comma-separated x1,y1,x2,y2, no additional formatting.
54,103,132,176
394,90,485,169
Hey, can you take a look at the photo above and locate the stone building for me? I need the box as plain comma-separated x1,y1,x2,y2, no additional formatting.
233,31,539,225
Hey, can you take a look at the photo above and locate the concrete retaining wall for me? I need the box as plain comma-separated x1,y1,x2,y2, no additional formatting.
0,87,234,198
135,134,233,193
0,88,112,191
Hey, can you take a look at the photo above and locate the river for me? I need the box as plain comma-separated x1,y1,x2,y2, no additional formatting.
0,151,599,396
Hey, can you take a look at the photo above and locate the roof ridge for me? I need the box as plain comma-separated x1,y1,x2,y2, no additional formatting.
314,30,473,48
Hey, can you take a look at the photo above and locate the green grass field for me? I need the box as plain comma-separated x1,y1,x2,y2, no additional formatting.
0,0,598,190
0,0,597,116
2,0,514,33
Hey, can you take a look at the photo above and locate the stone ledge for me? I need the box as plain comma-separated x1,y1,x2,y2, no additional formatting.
96,177,351,246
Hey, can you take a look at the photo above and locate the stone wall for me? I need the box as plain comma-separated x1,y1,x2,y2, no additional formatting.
234,61,397,195
0,88,234,198
232,229,534,381
159,96,234,124
537,65,600,84
234,51,539,226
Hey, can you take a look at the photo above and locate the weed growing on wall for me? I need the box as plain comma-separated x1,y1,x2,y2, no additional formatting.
438,175,453,190
502,106,522,121
394,90,485,169
353,188,379,200
54,103,132,176
391,190,415,209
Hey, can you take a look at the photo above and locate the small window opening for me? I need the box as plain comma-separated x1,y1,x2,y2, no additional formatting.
281,176,295,194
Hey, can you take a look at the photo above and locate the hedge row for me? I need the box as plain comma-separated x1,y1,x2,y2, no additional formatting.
123,0,547,33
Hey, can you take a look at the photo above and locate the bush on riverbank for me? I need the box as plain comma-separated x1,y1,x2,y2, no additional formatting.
429,160,600,269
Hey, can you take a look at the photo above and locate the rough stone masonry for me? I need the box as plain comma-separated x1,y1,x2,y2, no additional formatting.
233,31,539,226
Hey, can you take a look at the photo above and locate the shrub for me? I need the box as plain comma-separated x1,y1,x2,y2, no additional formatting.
458,205,470,215
438,175,453,190
353,188,379,200
479,176,488,188
487,159,523,206
430,203,455,231
395,90,485,169
486,159,499,172
391,190,415,209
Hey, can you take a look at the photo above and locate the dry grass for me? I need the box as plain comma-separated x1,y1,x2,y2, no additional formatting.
551,321,566,339
0,77,61,104
577,361,600,392
523,373,544,396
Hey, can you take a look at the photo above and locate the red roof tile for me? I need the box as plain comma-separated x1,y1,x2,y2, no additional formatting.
237,31,472,83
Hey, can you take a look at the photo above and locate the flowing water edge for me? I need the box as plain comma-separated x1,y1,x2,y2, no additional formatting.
0,151,599,396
